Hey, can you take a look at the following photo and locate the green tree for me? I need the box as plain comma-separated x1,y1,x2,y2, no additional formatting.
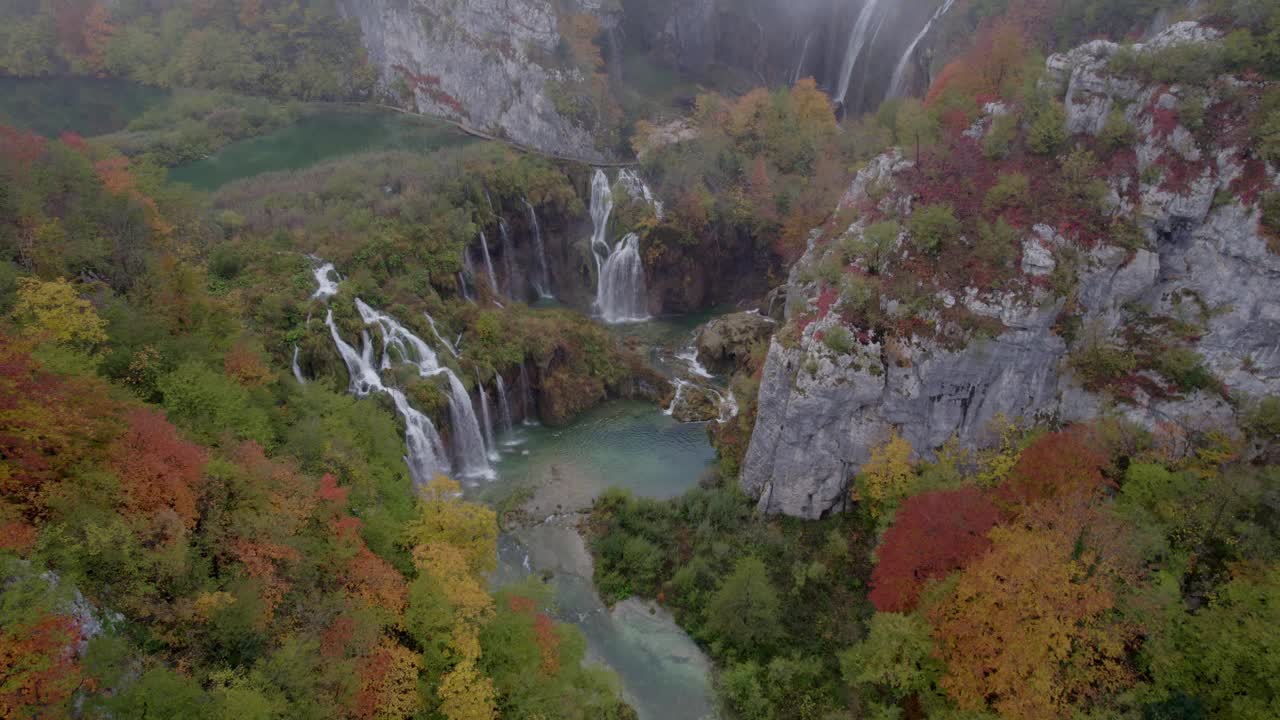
840,613,943,703
705,556,783,654
907,204,960,257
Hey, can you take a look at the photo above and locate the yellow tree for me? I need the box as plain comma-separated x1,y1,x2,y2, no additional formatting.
437,660,497,720
929,522,1133,719
11,277,107,347
854,431,915,517
406,476,498,574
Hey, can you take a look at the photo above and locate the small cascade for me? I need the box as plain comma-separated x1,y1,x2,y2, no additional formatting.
597,233,649,324
676,342,714,379
291,346,306,384
523,199,553,298
478,232,500,297
325,310,449,484
495,374,514,438
311,262,341,300
887,0,959,99
424,314,459,358
353,299,493,480
475,371,499,462
498,218,518,299
617,168,664,220
458,272,474,303
665,380,690,417
833,0,883,106
519,364,537,425
459,248,476,303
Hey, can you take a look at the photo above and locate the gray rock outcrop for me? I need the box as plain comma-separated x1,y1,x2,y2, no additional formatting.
339,0,604,160
741,22,1280,519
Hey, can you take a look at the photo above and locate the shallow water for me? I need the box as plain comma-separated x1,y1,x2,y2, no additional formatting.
478,400,718,720
0,78,167,137
168,109,471,190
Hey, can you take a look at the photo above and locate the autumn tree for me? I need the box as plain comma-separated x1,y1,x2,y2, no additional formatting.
868,487,1000,612
854,431,916,518
109,408,208,529
929,522,1134,719
997,427,1110,512
405,475,497,575
11,277,107,348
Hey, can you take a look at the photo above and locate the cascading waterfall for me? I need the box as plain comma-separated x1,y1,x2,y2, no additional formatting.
291,346,306,384
665,380,690,417
353,299,493,480
495,374,514,438
523,199,553,298
499,218,518,299
478,232,500,297
519,364,537,425
312,262,341,300
676,341,714,379
887,0,959,99
833,0,883,106
475,371,499,461
324,310,450,484
597,233,650,324
793,33,813,84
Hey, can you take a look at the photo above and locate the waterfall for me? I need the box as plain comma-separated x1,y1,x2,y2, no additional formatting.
478,232,500,297
617,168,664,220
424,314,459,358
291,346,306,384
519,363,537,425
353,299,493,480
475,371,499,461
523,199,553,298
311,262,341,300
589,169,615,277
495,374,514,438
833,0,884,106
597,233,649,324
498,218,518,300
665,380,689,416
676,340,713,379
793,33,813,84
887,0,959,99
324,310,450,484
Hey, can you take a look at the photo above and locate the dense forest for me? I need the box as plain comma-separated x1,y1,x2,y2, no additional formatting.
1,0,1279,719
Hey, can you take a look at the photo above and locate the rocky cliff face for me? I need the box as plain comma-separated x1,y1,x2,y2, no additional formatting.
742,23,1280,519
338,0,605,160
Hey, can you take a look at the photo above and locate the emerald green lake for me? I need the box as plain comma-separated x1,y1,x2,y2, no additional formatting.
0,77,167,137
168,109,472,190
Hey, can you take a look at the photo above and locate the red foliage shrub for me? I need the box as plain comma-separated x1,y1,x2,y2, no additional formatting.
0,613,82,718
868,486,1001,612
109,409,207,529
0,126,46,167
997,427,1112,511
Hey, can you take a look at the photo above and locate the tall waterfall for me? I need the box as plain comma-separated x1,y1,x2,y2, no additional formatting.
354,300,493,480
495,374,514,438
524,199,553,298
793,33,813,84
589,169,650,324
498,218,518,299
833,0,884,106
476,372,498,461
598,233,650,324
459,249,476,303
887,0,959,99
324,311,450,484
520,363,536,424
478,232,500,297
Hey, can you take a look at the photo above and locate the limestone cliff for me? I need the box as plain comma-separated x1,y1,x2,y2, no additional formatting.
338,0,606,160
742,23,1280,518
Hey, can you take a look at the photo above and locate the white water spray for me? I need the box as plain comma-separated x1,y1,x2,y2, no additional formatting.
887,0,959,99
291,346,306,384
311,263,341,300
